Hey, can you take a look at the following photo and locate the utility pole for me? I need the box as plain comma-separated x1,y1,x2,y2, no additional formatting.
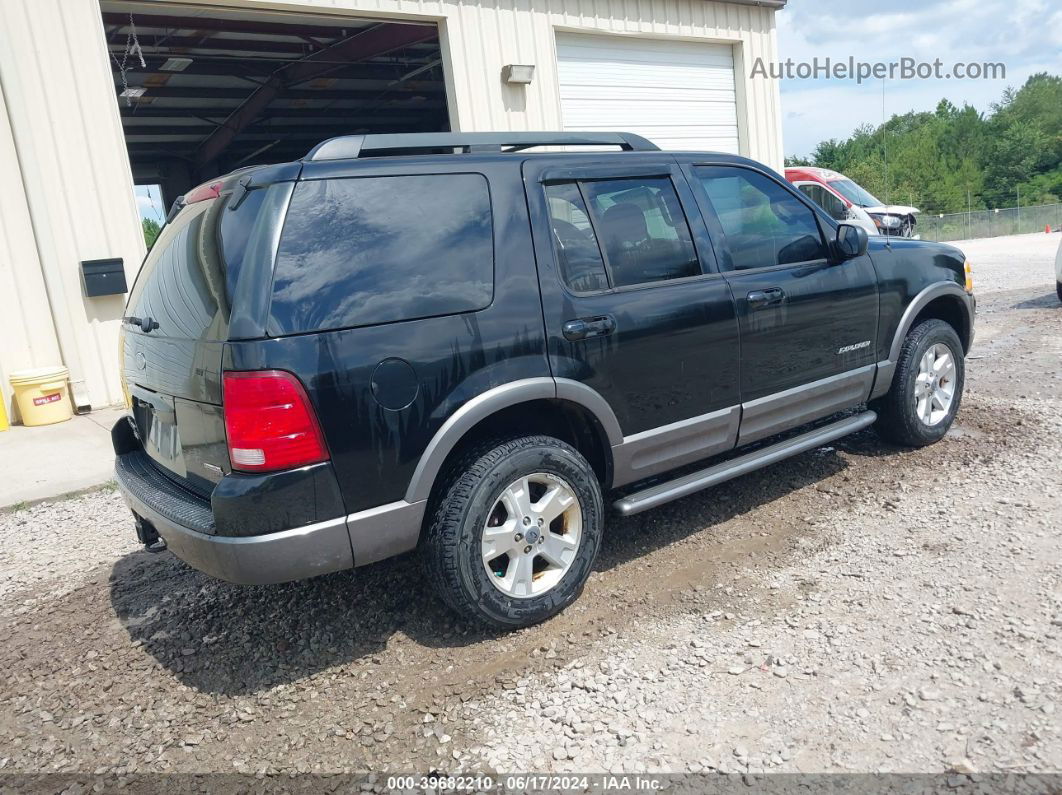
882,80,889,209
1017,186,1021,234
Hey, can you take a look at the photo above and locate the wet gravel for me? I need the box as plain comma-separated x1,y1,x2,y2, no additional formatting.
0,235,1059,779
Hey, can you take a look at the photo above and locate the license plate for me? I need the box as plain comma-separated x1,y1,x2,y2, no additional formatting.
130,386,188,478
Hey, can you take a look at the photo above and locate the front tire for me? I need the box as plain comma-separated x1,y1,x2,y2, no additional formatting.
423,435,603,629
1056,280,1061,304
873,319,964,447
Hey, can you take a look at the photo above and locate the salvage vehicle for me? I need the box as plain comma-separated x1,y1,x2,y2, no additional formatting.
786,166,920,237
784,171,879,236
114,132,975,629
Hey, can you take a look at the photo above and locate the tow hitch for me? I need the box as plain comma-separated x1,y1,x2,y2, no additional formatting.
133,514,167,553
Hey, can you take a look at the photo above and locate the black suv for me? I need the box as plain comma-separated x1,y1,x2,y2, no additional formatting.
114,131,975,628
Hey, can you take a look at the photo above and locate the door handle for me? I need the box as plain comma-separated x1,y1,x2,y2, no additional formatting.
746,287,786,308
563,315,616,341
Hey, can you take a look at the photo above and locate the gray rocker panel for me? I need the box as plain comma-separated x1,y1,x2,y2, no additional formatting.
738,365,876,446
611,406,740,489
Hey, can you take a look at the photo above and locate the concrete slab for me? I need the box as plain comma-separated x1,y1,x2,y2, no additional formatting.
0,406,125,508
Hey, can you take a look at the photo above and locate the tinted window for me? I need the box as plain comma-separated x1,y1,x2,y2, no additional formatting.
218,187,270,300
798,183,846,221
126,198,226,340
545,182,609,293
269,174,493,334
695,167,828,271
583,177,700,288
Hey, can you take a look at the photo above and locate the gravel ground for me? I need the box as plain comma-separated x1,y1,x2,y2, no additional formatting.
944,231,1061,294
0,234,1059,780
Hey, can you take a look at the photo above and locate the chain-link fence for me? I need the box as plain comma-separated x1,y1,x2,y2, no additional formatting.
917,203,1062,242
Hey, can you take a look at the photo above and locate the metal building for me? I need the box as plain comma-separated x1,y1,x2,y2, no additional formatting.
0,0,785,420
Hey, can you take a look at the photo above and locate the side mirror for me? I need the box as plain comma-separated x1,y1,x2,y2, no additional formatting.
835,223,868,261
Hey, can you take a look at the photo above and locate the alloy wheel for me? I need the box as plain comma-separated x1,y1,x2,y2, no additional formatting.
914,342,956,426
481,473,582,598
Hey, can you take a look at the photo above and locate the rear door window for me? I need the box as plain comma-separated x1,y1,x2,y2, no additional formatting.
268,173,494,334
582,177,699,288
543,176,700,292
545,182,609,293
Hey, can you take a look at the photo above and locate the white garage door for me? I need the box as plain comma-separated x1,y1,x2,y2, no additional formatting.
555,32,740,153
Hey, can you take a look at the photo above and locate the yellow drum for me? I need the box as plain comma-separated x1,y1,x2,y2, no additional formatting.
9,366,72,426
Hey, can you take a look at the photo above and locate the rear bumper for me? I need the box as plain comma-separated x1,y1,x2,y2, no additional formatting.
116,459,354,584
115,448,425,585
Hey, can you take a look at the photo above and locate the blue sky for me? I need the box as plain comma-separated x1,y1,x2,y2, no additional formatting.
777,0,1062,158
135,184,166,224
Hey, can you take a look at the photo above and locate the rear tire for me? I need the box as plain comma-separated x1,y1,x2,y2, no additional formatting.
423,435,603,630
1056,280,1061,304
873,319,964,447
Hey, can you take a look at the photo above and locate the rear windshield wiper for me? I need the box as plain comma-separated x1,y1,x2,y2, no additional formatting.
122,315,159,333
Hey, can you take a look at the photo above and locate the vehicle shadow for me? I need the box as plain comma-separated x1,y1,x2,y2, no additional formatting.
1011,292,1059,311
832,425,904,459
108,442,862,697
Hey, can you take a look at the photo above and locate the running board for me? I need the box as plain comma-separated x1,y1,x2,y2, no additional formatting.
613,411,877,516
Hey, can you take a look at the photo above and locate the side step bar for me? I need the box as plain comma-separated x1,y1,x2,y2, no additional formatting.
613,411,877,516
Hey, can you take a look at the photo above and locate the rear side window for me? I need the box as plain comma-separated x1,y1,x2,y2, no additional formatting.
268,174,494,334
694,166,828,271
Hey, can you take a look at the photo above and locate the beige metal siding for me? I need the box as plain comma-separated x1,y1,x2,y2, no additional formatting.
0,81,64,421
0,0,146,410
0,0,781,413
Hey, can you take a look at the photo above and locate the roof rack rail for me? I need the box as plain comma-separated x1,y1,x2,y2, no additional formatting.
304,131,659,161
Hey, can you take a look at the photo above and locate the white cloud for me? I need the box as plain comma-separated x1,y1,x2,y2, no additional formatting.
776,0,1062,157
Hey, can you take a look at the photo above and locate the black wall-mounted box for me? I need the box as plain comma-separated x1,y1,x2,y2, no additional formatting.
80,258,127,297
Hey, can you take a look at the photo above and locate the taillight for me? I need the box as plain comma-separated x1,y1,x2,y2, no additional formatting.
223,371,329,473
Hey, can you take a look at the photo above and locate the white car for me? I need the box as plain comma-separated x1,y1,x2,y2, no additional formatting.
787,177,879,236
830,181,920,238
785,167,920,237
1056,236,1062,303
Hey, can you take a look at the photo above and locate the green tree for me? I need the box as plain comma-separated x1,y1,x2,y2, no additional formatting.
797,73,1060,214
142,218,161,249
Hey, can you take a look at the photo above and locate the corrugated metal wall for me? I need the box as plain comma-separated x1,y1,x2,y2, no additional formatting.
0,0,782,417
0,0,147,415
0,80,65,419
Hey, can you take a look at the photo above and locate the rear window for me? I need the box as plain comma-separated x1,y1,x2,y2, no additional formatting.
126,184,283,341
267,174,494,334
126,198,224,340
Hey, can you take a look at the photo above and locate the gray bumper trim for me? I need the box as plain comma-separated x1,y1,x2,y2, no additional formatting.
347,499,426,566
118,478,354,585
119,475,429,583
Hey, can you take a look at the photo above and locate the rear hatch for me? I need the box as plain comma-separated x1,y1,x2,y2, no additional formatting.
121,172,294,496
